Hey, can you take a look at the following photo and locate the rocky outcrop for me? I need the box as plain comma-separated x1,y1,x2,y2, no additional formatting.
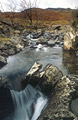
26,62,42,76
64,26,78,50
25,63,63,95
0,55,7,68
38,64,63,95
37,75,78,120
24,63,78,119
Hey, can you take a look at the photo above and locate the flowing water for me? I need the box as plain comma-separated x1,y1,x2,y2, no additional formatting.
0,44,78,120
0,46,66,90
5,85,48,120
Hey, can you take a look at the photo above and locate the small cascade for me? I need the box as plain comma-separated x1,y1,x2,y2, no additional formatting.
5,84,48,120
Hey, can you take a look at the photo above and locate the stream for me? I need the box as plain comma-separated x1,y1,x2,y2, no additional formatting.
0,44,78,120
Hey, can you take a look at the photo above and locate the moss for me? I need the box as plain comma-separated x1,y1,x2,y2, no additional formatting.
0,25,3,29
0,37,11,44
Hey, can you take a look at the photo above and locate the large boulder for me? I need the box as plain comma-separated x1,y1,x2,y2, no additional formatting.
63,26,78,50
39,64,63,95
26,62,42,76
25,63,63,95
64,31,75,50
37,75,78,120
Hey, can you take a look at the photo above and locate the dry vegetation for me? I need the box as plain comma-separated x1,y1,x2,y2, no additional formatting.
0,8,73,28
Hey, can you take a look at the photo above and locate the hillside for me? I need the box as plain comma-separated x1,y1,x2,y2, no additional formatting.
0,8,73,25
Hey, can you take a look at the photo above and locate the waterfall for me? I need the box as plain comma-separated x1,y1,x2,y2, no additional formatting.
5,84,48,120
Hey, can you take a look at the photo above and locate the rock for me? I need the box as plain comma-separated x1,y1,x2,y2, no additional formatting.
39,64,63,95
14,30,20,35
58,34,64,42
23,62,42,88
0,86,14,119
63,26,78,50
54,25,62,30
71,98,78,116
16,44,24,50
26,34,33,40
32,32,42,39
47,39,57,46
64,31,75,50
0,55,7,68
26,62,42,76
0,77,8,86
73,36,78,50
36,37,47,45
37,75,78,120
43,32,52,39
8,48,15,55
24,64,63,95
76,51,78,57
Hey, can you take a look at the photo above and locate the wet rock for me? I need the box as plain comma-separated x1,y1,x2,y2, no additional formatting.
37,75,78,120
58,34,64,42
23,62,42,88
26,62,42,76
0,77,8,86
54,25,62,30
71,98,78,116
15,44,24,50
36,37,47,45
8,48,15,55
0,86,14,119
26,34,33,40
25,64,63,95
47,39,57,46
43,32,52,39
39,64,63,95
32,32,42,39
0,55,7,68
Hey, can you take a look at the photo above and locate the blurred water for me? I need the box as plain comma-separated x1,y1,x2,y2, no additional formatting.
5,85,48,120
0,45,78,90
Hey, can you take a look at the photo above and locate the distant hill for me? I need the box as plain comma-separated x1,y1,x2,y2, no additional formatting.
0,7,74,25
21,8,73,21
46,8,73,11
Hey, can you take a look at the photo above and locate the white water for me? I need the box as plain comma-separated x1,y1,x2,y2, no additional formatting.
6,85,48,120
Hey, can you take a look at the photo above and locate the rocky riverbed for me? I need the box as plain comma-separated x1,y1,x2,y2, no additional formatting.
0,23,78,120
0,24,78,68
0,25,69,67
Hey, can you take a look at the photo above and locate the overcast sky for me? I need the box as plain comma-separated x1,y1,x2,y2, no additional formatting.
0,0,78,11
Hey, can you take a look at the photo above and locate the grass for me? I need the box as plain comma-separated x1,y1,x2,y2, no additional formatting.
0,37,11,44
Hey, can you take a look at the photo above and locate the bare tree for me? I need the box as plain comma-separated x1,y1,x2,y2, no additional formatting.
72,8,78,28
34,0,39,31
6,0,17,28
20,0,39,32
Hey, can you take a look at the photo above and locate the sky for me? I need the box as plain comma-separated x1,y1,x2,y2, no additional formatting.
0,0,78,11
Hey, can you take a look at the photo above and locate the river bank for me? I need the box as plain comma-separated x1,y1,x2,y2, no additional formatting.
0,24,70,68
